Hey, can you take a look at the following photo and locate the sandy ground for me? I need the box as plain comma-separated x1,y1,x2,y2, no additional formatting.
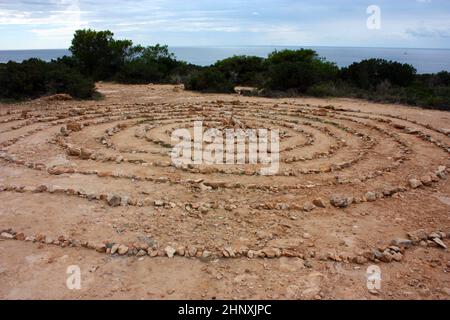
0,83,449,300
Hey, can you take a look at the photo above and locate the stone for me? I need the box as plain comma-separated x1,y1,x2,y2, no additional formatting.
330,195,353,208
13,233,25,240
352,256,368,265
136,249,147,257
67,145,81,157
432,238,447,249
262,248,281,258
154,200,165,207
107,194,121,207
381,250,394,263
223,247,236,258
312,198,326,208
67,121,82,132
0,232,14,239
165,246,176,258
303,202,315,212
202,250,212,258
392,252,403,262
95,243,106,253
302,233,312,239
187,246,197,257
408,229,428,243
110,243,120,254
176,246,185,256
80,148,93,160
409,179,422,189
390,238,413,248
420,175,433,186
276,203,289,210
365,191,377,202
117,244,129,255
428,232,441,239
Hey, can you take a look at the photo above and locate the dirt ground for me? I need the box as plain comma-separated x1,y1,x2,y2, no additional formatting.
0,83,449,300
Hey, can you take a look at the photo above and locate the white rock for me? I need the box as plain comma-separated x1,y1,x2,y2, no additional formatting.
165,246,176,258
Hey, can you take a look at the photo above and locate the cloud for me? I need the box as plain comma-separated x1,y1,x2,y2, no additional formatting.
406,26,450,38
1,0,450,49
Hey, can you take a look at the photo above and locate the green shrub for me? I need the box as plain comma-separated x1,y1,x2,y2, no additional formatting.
213,55,266,87
265,49,338,92
0,58,95,100
184,67,235,93
114,44,199,84
340,59,416,89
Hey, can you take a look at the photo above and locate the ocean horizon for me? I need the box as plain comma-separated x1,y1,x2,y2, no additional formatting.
1,46,450,74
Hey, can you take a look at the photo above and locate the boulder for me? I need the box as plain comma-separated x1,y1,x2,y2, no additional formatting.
409,179,422,189
66,121,82,132
330,195,353,208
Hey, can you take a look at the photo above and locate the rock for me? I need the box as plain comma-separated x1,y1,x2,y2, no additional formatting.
381,250,394,263
428,232,441,239
107,194,121,207
202,250,212,258
223,246,238,258
262,248,281,258
14,233,25,241
365,191,377,202
80,148,93,160
408,229,428,243
67,121,82,132
110,243,120,254
409,179,422,189
154,200,165,207
432,238,447,249
276,203,289,210
352,256,368,265
302,233,312,239
420,175,433,186
137,249,147,257
0,232,14,239
330,195,353,208
312,198,326,208
437,166,447,174
117,244,129,255
303,202,315,212
165,246,176,258
390,238,413,248
115,156,123,164
187,246,197,257
95,243,106,253
392,252,403,262
66,145,81,157
176,246,185,256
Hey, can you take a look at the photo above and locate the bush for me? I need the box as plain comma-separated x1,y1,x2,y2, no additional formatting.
213,55,266,87
46,62,96,99
265,49,338,92
340,59,417,89
184,67,235,93
0,58,95,100
114,44,199,84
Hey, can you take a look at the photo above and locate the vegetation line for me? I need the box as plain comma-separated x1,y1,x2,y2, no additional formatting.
1,29,449,111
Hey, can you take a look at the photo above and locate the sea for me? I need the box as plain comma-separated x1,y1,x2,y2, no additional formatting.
1,46,450,74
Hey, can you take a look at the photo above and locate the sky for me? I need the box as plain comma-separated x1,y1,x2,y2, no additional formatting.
0,0,449,50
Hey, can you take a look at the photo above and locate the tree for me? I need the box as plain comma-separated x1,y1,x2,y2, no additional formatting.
70,29,135,80
265,49,338,91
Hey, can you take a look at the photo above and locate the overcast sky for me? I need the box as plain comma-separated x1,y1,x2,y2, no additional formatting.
0,0,449,50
